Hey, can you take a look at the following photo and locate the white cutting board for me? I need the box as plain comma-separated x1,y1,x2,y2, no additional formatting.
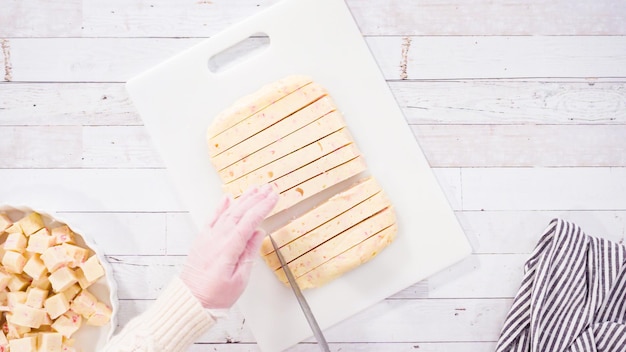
126,0,472,350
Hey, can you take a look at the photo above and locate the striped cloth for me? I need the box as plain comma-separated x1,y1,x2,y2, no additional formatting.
496,218,626,352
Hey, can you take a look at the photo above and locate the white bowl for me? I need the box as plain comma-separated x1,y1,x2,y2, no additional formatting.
0,205,119,350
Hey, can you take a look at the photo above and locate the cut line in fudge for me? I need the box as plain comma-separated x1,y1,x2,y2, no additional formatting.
266,144,361,197
266,204,390,271
210,96,337,170
260,177,382,255
264,191,391,269
207,75,312,139
208,82,327,157
218,110,346,183
268,155,367,217
223,130,354,198
277,223,398,289
280,208,396,279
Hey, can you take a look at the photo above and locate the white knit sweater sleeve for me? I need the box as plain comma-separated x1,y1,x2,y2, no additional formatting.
102,277,217,352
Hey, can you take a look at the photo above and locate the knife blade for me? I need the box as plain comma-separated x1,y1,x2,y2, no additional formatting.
269,235,331,352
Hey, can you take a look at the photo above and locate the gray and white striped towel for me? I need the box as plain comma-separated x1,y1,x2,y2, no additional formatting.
496,218,626,352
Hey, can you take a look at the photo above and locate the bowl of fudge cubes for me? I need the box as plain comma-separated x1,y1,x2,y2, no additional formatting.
0,206,118,351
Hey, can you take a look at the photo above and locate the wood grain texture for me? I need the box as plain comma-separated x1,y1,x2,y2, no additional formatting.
0,83,140,126
3,80,625,126
2,36,626,82
2,0,625,37
348,0,626,36
391,80,626,124
3,124,625,168
412,124,626,167
462,167,626,211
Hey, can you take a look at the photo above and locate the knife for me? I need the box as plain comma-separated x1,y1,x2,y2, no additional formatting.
269,235,331,352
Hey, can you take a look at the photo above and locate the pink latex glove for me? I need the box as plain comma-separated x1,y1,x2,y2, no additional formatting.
180,184,278,309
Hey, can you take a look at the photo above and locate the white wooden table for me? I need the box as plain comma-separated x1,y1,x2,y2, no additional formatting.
1,1,626,351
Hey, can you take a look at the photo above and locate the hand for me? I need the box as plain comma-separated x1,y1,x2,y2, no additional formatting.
180,184,279,309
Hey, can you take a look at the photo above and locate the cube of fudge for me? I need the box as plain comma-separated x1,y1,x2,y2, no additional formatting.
25,287,48,309
17,213,44,236
86,302,112,326
61,244,88,268
70,290,96,318
44,293,70,320
40,246,69,272
26,230,55,254
7,275,30,292
4,232,28,253
8,336,37,352
74,268,92,290
2,250,26,274
23,255,48,280
50,311,81,338
50,226,75,245
38,332,63,352
10,303,46,328
80,255,105,283
61,284,81,302
5,222,23,234
5,317,31,339
48,267,78,293
30,275,51,291
7,291,27,309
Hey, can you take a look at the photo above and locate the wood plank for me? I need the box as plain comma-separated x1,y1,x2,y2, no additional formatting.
0,169,186,212
82,126,163,168
82,0,281,38
165,212,197,256
116,298,511,343
3,37,626,82
412,124,626,167
388,36,626,80
390,80,626,125
3,124,626,168
2,0,625,37
350,0,626,36
423,254,525,299
462,167,626,211
0,0,82,37
0,126,82,167
0,126,163,168
0,83,141,126
322,298,510,343
4,38,202,82
3,80,625,126
457,210,626,254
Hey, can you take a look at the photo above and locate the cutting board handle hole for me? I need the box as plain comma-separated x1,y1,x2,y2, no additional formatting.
208,33,270,73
